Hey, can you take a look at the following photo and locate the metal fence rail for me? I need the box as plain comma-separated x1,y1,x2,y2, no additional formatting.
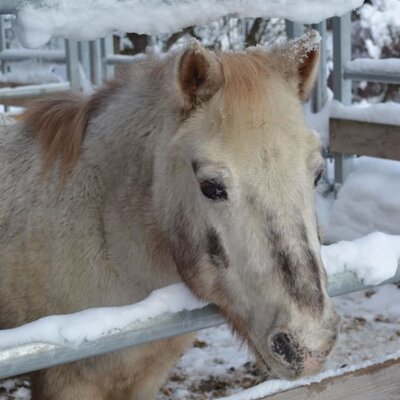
344,58,400,84
0,1,17,15
0,49,66,63
0,82,70,100
0,266,399,380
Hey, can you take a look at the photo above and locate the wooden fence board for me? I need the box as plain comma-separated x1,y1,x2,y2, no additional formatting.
262,358,400,400
330,118,400,161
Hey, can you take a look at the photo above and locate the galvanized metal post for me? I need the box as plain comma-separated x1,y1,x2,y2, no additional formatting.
101,36,115,80
332,13,353,187
0,0,17,15
89,39,103,86
65,39,81,91
311,21,327,113
332,14,352,105
0,15,8,111
78,41,91,88
285,20,303,39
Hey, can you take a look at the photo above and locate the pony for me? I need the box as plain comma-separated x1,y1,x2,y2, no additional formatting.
0,31,340,399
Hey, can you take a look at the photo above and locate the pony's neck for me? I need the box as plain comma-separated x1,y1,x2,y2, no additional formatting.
87,71,182,302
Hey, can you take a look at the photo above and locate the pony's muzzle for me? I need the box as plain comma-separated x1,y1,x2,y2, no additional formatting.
269,326,337,378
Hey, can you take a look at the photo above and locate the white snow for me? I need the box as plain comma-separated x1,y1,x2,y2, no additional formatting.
331,100,400,125
360,0,400,59
321,232,400,285
13,0,364,48
317,157,400,242
0,61,64,85
345,57,400,75
219,351,400,400
0,284,206,349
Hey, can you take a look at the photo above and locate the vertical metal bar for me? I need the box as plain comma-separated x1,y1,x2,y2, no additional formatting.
332,14,352,105
65,39,80,91
78,41,90,86
332,13,353,188
285,20,304,39
0,15,8,111
311,21,327,113
100,36,115,80
89,39,102,86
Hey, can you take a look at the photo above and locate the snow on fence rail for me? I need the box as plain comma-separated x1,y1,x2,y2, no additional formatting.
0,233,399,380
344,58,400,85
0,48,66,63
0,82,70,99
1,0,363,48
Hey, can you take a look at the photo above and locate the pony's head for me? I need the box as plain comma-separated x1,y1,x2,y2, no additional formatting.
154,31,339,380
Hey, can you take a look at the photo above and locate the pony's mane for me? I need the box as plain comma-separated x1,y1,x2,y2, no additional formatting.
21,80,123,178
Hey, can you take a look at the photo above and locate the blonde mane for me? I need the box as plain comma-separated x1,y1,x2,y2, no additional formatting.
21,80,123,178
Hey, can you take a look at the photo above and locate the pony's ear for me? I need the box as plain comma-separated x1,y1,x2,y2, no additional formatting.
278,30,320,101
177,42,222,113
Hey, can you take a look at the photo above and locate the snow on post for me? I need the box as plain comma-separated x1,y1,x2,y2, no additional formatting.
12,0,364,48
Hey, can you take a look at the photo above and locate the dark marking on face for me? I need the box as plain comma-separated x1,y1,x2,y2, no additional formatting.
169,208,225,305
206,228,229,269
267,217,324,311
170,207,202,284
191,160,200,174
271,332,304,374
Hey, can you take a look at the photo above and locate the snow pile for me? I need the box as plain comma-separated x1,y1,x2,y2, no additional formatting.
317,157,400,242
331,100,400,125
321,232,400,285
0,284,206,349
13,0,364,48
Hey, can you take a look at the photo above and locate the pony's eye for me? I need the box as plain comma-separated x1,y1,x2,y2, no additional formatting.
314,169,324,187
200,180,228,201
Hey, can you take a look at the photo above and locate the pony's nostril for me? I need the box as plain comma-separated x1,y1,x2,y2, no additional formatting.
271,332,297,365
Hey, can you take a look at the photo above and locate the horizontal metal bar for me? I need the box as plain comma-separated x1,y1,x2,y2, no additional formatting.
0,0,17,15
327,266,400,297
105,54,146,65
0,265,399,380
0,82,70,100
344,70,400,84
0,49,66,63
344,59,400,84
0,305,224,380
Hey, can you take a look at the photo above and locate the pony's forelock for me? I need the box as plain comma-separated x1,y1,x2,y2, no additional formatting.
213,51,273,131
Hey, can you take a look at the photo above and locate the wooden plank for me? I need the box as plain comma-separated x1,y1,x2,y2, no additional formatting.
330,118,400,161
262,358,400,400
